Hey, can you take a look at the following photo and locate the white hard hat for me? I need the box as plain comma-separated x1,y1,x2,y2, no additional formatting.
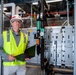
10,15,22,23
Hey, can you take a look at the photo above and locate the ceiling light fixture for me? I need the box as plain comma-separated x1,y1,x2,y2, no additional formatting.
32,0,62,5
0,7,7,10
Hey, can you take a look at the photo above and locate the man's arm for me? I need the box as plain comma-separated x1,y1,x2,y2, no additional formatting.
0,34,9,61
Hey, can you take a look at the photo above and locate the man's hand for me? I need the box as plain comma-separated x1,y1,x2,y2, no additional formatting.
25,58,30,61
8,55,16,61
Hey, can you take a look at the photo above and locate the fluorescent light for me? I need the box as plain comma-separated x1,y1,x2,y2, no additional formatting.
46,0,62,3
3,8,7,10
0,7,7,10
32,0,62,5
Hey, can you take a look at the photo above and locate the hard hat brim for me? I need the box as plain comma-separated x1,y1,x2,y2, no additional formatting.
10,18,22,23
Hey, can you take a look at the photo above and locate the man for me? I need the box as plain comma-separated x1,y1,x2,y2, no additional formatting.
0,15,29,75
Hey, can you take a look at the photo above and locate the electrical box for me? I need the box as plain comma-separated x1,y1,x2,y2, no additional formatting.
22,27,40,64
21,26,74,68
61,26,74,67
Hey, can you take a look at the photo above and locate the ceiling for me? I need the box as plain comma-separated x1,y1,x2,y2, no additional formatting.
18,0,74,17
0,0,74,28
0,0,74,17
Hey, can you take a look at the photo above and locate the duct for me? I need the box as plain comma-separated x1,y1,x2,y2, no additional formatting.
4,3,15,16
16,6,25,15
0,3,16,16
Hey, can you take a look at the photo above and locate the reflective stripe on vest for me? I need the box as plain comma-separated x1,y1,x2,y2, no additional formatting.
3,30,28,66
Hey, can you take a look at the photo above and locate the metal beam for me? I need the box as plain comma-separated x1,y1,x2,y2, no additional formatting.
0,56,3,75
0,0,4,34
74,0,76,75
41,0,45,70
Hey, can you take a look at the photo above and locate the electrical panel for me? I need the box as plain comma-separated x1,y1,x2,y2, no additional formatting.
49,26,62,66
61,26,74,67
21,27,40,64
21,26,74,68
45,27,50,45
27,27,36,47
49,26,74,68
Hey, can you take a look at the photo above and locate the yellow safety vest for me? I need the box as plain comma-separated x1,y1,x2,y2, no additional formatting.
3,30,28,66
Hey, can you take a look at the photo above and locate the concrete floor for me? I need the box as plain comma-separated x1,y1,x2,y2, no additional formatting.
26,65,73,75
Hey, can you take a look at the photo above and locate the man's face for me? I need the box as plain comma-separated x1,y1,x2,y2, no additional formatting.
11,20,22,31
